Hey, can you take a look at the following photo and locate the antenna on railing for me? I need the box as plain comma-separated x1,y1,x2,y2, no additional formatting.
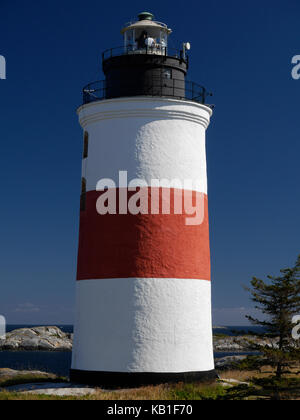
182,42,191,61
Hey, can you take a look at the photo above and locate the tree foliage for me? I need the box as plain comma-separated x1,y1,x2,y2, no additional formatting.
245,255,300,378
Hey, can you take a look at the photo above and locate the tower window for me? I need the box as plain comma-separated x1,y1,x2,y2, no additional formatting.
80,177,87,211
83,132,89,158
163,69,172,79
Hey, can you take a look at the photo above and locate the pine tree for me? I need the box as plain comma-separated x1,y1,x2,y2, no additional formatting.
245,255,300,379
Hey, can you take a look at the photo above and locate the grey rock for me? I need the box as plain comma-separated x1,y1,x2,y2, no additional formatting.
213,335,277,351
0,327,72,352
215,355,248,369
5,382,97,396
0,368,57,379
0,326,277,353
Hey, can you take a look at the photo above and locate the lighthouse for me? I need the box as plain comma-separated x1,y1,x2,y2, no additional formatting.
71,12,215,387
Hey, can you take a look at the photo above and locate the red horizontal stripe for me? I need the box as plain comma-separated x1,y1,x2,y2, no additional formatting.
77,188,211,280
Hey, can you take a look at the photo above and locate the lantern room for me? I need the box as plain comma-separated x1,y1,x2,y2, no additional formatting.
121,12,172,55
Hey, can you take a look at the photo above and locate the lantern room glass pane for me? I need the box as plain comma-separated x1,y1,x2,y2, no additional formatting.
124,29,136,50
160,31,168,49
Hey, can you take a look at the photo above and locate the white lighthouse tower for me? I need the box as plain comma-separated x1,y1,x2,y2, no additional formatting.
71,12,215,387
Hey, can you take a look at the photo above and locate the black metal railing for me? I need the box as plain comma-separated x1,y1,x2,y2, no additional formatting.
82,79,212,106
102,46,187,62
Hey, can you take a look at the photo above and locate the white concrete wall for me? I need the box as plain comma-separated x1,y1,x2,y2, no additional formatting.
72,278,214,373
78,97,212,193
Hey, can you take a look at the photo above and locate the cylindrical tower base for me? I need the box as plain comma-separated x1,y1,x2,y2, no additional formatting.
71,98,214,387
70,369,217,389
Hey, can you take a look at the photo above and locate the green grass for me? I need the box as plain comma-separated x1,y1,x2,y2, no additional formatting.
1,367,300,400
0,391,79,400
213,333,229,338
169,383,227,400
0,381,229,401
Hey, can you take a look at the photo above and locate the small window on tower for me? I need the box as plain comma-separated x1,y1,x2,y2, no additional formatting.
163,69,172,79
80,177,87,211
83,132,89,158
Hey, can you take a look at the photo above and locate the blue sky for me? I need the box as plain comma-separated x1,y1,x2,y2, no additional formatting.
0,0,299,325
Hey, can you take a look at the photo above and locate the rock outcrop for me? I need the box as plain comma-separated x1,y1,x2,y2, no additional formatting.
0,326,274,352
0,327,72,351
215,355,248,369
0,368,58,379
213,335,276,352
